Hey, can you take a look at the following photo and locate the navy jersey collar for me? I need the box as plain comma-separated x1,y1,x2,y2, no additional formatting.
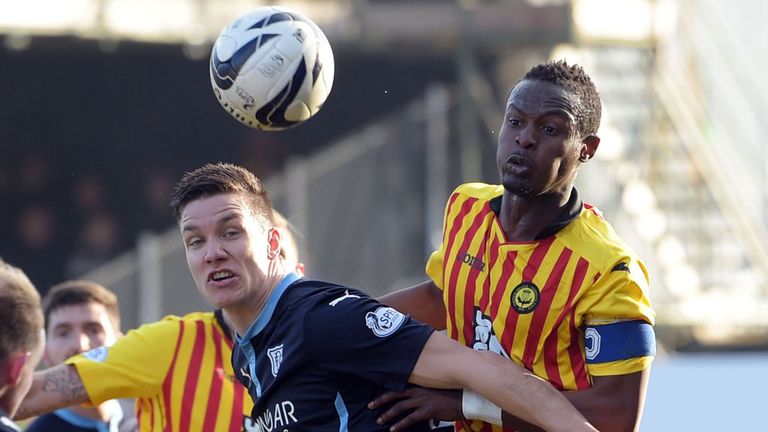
214,308,234,341
489,187,582,240
237,272,302,345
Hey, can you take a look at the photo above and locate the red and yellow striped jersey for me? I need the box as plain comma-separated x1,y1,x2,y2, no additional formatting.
426,183,655,432
67,311,252,432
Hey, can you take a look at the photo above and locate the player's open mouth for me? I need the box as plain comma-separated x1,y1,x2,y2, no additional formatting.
505,154,533,175
210,271,236,282
506,154,532,167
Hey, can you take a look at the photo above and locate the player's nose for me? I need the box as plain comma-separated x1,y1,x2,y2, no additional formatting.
205,240,227,263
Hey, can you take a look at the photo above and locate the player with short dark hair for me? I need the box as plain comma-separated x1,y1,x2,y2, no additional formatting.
16,211,305,432
25,280,137,432
374,60,655,432
0,258,45,432
171,162,598,432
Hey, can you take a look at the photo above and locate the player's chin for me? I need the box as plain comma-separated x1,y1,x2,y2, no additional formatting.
501,178,536,198
202,289,240,309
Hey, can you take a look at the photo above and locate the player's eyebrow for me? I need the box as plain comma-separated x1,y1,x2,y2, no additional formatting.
181,212,240,233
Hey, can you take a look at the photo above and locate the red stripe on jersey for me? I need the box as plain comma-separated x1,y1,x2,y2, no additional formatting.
495,253,517,352
490,250,515,318
162,321,185,432
521,247,572,369
568,306,590,388
568,258,591,390
499,238,553,353
136,401,142,429
445,196,478,341
460,208,491,344
541,252,587,390
522,237,554,281
179,321,206,431
203,322,225,431
479,234,501,310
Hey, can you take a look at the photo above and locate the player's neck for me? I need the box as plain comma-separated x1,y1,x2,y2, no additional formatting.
226,271,287,336
500,188,573,241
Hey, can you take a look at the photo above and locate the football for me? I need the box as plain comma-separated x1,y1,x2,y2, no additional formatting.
209,6,335,130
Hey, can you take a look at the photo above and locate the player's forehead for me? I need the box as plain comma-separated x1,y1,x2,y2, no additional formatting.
180,193,252,228
505,79,577,119
48,302,110,329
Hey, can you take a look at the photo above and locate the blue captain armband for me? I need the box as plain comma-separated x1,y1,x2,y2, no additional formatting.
584,320,656,364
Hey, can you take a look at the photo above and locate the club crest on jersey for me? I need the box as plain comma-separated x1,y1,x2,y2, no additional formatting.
267,344,284,377
82,346,108,363
365,307,405,337
510,282,540,314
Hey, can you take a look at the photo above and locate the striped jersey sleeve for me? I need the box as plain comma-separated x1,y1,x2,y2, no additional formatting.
68,312,252,432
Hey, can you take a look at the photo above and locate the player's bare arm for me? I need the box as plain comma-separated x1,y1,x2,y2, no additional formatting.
14,364,89,420
558,370,650,432
378,280,446,329
407,333,598,432
372,369,647,432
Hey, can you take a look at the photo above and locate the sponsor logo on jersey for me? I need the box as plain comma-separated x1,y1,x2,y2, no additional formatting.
267,344,284,377
584,327,601,360
253,400,298,431
329,290,361,306
456,250,486,271
510,282,540,314
470,307,510,359
82,346,108,363
365,307,405,337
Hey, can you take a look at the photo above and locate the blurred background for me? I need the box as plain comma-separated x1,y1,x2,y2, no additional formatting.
0,0,766,429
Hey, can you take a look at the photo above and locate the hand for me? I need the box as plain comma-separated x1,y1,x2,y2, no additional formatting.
368,386,463,432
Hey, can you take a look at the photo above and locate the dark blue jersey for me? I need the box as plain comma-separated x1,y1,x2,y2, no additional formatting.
233,274,434,432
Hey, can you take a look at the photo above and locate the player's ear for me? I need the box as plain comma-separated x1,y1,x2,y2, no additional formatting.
266,227,282,260
7,351,31,386
579,135,600,161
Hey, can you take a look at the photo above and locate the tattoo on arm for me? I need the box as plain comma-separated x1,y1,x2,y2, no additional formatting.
16,365,89,419
42,366,88,403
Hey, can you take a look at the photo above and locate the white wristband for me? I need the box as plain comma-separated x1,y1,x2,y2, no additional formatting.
461,389,503,426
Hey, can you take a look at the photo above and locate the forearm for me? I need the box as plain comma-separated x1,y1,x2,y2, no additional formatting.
15,364,89,420
487,371,649,432
470,352,596,432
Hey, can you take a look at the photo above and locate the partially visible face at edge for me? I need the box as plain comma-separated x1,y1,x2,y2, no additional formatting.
4,329,45,417
45,302,118,366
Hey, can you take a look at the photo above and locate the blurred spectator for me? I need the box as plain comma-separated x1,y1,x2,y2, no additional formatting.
17,152,54,201
72,174,108,216
9,203,65,294
65,212,123,279
140,166,174,233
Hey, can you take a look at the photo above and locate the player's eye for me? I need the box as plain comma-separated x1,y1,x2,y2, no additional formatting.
223,229,239,238
542,125,557,135
186,237,203,247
